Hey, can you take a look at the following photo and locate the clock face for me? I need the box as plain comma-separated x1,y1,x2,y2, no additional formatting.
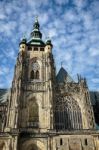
32,62,39,71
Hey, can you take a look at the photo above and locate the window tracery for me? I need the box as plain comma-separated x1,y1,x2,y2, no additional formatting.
54,96,82,130
36,70,39,79
30,62,40,80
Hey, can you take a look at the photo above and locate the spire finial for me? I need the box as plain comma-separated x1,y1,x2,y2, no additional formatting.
23,34,26,39
20,33,26,41
35,16,38,22
30,16,42,39
61,61,63,67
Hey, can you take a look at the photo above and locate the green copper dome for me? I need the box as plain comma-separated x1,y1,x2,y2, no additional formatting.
30,17,42,39
19,36,27,45
28,17,45,46
46,39,53,47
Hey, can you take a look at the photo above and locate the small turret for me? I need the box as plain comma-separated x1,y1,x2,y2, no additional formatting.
19,36,27,52
45,39,53,53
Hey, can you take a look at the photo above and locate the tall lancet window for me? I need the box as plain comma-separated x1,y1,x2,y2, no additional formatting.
30,62,40,80
28,98,39,128
31,70,34,79
36,70,39,79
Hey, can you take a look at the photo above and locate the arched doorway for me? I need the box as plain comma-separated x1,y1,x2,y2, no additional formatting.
21,139,45,150
27,144,41,150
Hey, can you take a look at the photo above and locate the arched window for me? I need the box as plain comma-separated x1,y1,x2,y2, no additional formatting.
28,98,39,128
31,70,34,79
30,61,40,80
54,96,82,130
36,70,39,79
85,139,88,145
60,138,63,145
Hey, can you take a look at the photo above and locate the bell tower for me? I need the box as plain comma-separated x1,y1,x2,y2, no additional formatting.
6,18,56,132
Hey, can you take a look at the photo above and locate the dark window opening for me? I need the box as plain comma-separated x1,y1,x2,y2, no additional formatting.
28,46,32,51
34,47,38,51
85,139,88,145
31,70,39,80
60,138,63,145
40,48,44,51
35,33,38,37
36,70,39,79
31,70,34,79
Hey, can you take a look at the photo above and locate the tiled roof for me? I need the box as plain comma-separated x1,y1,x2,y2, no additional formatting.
56,67,74,83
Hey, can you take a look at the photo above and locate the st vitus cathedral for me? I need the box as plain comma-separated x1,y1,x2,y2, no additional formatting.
0,18,99,150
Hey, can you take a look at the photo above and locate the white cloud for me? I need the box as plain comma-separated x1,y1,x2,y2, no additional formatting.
0,66,10,75
0,13,6,19
3,49,16,60
39,13,49,25
0,21,17,36
88,48,99,56
63,9,79,23
90,1,99,16
27,0,49,11
48,28,57,38
80,11,93,30
55,0,69,5
91,78,99,84
73,0,88,9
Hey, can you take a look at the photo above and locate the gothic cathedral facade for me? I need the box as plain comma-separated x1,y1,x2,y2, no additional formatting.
0,18,99,150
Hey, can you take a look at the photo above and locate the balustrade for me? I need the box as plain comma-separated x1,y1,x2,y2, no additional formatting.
22,82,45,92
27,121,39,128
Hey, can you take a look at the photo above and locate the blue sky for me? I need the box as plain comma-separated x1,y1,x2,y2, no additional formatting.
0,0,99,91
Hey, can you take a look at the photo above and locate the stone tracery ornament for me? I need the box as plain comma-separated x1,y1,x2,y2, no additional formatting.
54,95,82,130
32,62,40,71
